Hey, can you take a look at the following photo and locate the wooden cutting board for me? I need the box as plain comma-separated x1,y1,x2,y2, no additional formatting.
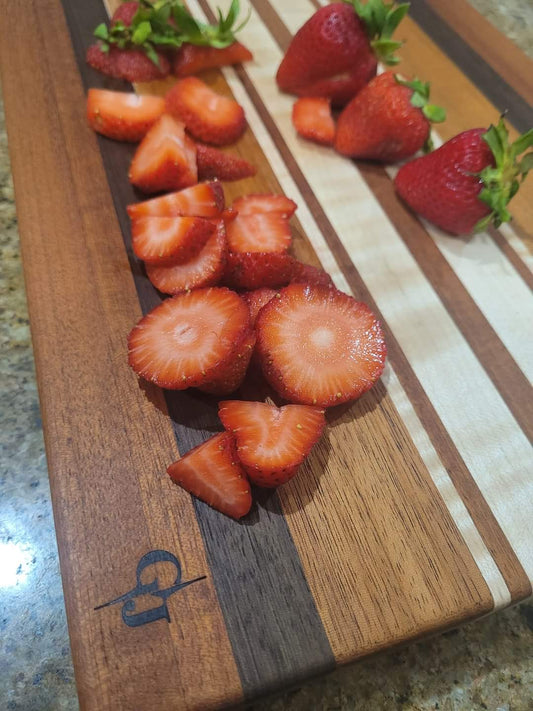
1,0,532,708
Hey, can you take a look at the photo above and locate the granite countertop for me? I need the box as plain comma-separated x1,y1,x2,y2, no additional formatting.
1,2,532,710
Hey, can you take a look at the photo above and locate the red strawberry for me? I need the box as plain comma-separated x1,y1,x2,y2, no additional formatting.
127,182,225,220
256,284,386,407
232,194,297,218
222,252,295,290
276,1,409,107
292,97,335,146
145,221,227,294
241,288,278,326
172,41,253,77
128,286,250,389
226,214,291,253
196,144,256,182
335,73,445,162
166,77,246,146
198,330,256,396
167,432,252,519
129,114,197,194
394,118,533,235
86,89,165,142
110,1,139,26
218,401,326,487
289,261,334,288
86,44,170,82
131,216,214,264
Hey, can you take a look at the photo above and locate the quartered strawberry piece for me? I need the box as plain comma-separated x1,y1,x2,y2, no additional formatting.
127,181,225,220
129,114,197,194
292,97,335,146
145,222,227,294
289,260,334,288
167,432,252,519
198,329,256,396
222,251,295,290
241,288,278,326
172,41,253,77
87,89,165,143
256,284,387,407
166,77,246,146
196,144,256,182
131,216,214,264
226,213,292,253
218,400,326,487
86,44,171,82
232,193,297,218
128,286,250,389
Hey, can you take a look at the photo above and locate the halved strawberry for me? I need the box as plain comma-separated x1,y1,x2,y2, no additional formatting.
256,284,386,407
165,77,246,146
241,288,278,326
145,222,227,294
218,400,326,487
222,251,295,290
289,260,334,288
86,44,171,82
292,97,335,146
232,194,297,218
128,286,250,389
129,114,197,194
167,432,252,519
131,216,214,264
87,89,165,142
197,144,256,182
127,181,225,220
198,329,256,396
226,214,292,253
172,41,253,77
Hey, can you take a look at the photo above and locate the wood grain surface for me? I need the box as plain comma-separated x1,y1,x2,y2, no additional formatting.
1,0,532,708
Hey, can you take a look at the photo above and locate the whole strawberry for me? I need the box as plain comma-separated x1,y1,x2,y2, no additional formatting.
394,118,533,235
335,72,445,162
276,0,410,107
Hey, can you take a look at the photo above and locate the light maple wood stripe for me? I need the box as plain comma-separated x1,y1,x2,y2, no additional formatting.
0,1,244,709
225,0,533,585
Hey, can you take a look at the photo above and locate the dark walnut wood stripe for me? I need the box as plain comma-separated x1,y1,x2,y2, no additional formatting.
489,225,533,285
241,0,532,603
62,0,336,699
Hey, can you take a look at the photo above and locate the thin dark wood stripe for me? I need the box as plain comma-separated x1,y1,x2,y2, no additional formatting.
489,225,533,285
62,0,335,698
231,0,532,601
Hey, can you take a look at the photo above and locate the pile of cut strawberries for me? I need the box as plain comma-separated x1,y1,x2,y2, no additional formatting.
85,0,531,519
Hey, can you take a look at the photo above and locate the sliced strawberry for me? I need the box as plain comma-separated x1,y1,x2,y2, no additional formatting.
87,89,165,142
289,260,334,288
131,216,214,264
197,144,256,182
232,194,297,218
127,182,225,220
198,329,256,396
256,284,386,407
218,401,326,487
166,77,246,146
86,44,170,82
222,252,294,290
172,41,253,77
292,97,335,146
241,288,278,326
167,432,252,519
145,222,227,294
129,114,197,194
226,214,291,253
128,286,250,389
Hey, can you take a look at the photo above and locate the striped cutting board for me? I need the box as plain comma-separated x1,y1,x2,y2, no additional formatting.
1,0,532,708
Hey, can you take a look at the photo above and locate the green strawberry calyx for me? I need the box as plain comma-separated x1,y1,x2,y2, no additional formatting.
93,0,250,67
474,117,533,231
347,0,411,65
395,76,446,150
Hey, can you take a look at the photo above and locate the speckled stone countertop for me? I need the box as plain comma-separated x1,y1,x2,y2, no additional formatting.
1,2,532,710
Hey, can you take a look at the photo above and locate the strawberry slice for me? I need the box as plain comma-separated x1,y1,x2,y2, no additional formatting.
232,194,297,218
129,114,197,194
226,214,292,253
87,89,165,143
131,216,214,264
222,251,295,290
198,329,256,396
172,41,253,77
86,44,170,82
127,182,225,220
256,284,387,407
289,260,334,288
145,222,227,294
292,97,335,146
167,432,252,519
128,286,250,389
165,77,246,146
197,144,256,182
241,288,278,326
218,401,326,487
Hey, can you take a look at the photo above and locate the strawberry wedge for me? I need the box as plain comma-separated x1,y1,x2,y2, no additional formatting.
131,216,214,264
292,97,335,146
87,89,165,142
226,214,292,253
173,41,253,77
127,182,225,220
196,144,256,182
232,194,297,218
